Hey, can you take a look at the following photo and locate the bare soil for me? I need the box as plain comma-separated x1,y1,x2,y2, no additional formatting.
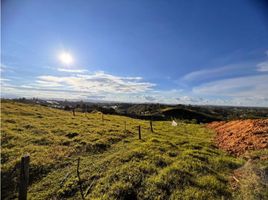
207,119,268,156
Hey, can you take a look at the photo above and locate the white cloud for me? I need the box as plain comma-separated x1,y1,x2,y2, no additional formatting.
0,78,10,85
256,61,268,72
182,49,268,82
44,65,88,74
1,81,186,104
177,50,268,106
1,71,156,100
1,86,90,100
182,62,252,82
182,66,230,81
35,80,64,87
256,50,268,72
176,96,205,103
34,71,154,94
0,67,4,73
2,80,268,106
193,75,268,99
0,63,8,72
57,68,88,73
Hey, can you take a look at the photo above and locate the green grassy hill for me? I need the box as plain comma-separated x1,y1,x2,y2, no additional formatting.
1,101,244,199
161,107,222,123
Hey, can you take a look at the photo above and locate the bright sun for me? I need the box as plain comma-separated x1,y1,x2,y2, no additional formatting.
59,52,73,65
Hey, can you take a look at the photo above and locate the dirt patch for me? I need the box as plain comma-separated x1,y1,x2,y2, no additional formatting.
230,159,268,199
207,119,268,156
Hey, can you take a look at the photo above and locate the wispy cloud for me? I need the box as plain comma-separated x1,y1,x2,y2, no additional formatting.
257,61,268,72
182,49,268,82
177,50,268,106
181,62,253,82
193,74,268,98
256,50,268,72
182,66,231,81
0,63,8,72
0,78,11,86
44,64,88,74
0,66,5,73
57,68,88,73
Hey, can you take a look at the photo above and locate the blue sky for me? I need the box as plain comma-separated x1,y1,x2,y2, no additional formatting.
1,0,268,106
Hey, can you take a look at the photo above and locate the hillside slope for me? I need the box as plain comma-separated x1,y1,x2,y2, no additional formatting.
1,101,244,199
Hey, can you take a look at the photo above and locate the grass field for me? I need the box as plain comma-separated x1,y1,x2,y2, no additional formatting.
1,101,245,199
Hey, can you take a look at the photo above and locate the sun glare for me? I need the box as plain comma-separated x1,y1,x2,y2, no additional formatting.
59,52,73,65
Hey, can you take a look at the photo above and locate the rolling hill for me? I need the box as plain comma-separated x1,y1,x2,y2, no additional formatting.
1,101,267,199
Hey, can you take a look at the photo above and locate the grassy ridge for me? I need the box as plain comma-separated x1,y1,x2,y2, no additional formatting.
1,101,244,199
161,107,221,123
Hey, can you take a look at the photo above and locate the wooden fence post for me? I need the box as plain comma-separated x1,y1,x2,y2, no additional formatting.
77,157,85,200
19,155,30,200
72,108,75,116
124,121,126,132
101,113,104,122
138,126,141,139
150,120,154,133
84,107,87,117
